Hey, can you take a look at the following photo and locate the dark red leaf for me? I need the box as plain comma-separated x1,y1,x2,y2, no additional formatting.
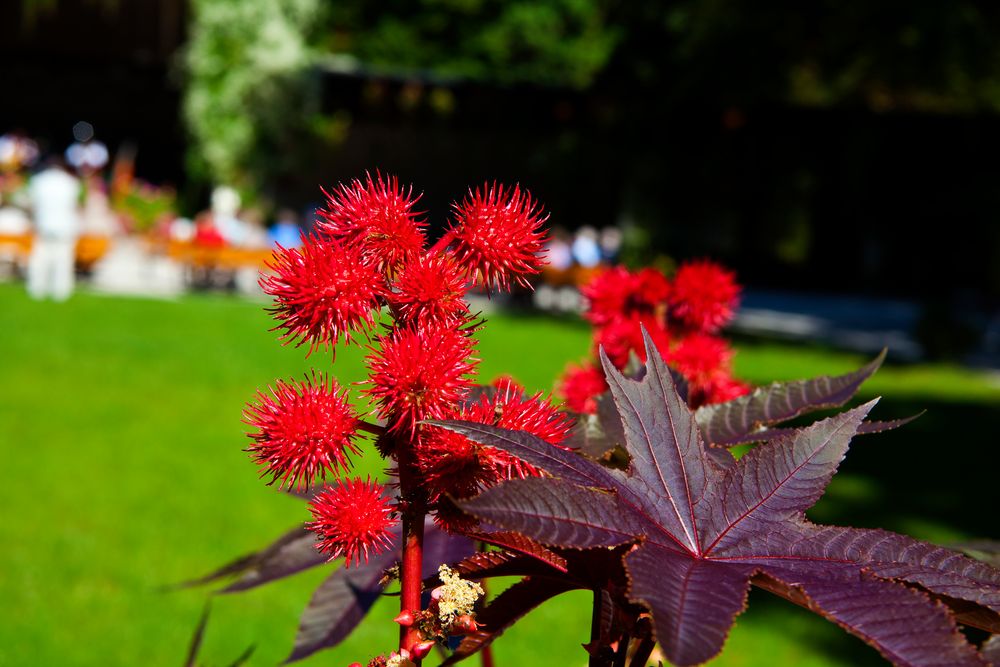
285,547,395,663
464,530,569,572
461,477,643,549
707,413,923,447
178,527,315,590
447,333,1000,666
695,349,885,446
223,530,325,593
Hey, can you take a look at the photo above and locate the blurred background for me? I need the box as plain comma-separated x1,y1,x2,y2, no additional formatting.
1,1,999,666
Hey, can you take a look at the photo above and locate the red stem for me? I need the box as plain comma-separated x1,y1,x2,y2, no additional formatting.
428,232,453,255
354,419,385,437
397,442,427,662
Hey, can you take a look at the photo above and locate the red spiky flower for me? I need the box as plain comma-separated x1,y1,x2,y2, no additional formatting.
669,333,748,407
262,236,384,354
463,380,573,480
365,321,479,434
669,333,733,386
583,266,671,327
316,171,426,272
389,252,470,327
244,374,363,490
559,362,609,414
307,477,397,567
445,183,548,291
668,259,740,332
415,426,496,501
594,315,671,369
581,266,633,327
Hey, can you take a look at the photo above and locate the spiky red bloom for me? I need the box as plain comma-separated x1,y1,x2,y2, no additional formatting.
365,322,479,434
669,333,748,407
469,381,572,449
316,172,426,272
581,266,633,327
389,253,469,327
262,237,384,354
465,382,573,479
670,333,733,386
307,477,397,567
595,316,671,369
244,374,362,490
418,382,571,511
582,267,670,327
668,260,740,333
446,183,548,291
633,267,672,307
416,426,497,501
559,362,609,414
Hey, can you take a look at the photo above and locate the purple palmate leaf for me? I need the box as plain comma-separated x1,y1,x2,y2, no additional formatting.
695,349,886,447
707,413,923,447
440,331,1000,666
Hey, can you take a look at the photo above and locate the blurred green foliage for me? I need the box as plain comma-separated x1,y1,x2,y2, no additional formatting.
325,0,621,89
175,0,1000,192
181,0,322,191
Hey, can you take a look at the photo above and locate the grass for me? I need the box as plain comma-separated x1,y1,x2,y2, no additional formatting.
1,283,997,667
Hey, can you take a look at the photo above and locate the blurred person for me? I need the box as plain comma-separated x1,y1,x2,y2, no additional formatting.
210,185,246,245
192,210,225,247
27,156,82,301
239,206,269,248
571,225,602,268
599,226,623,263
543,226,573,271
268,208,302,248
80,174,118,236
65,121,109,176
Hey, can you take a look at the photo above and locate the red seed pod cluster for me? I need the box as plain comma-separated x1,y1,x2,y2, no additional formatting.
246,171,564,571
561,259,749,411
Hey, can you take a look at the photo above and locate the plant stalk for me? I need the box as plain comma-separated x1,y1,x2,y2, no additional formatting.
588,589,612,667
397,443,426,663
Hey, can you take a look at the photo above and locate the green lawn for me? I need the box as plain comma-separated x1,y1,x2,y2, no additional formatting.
1,284,997,667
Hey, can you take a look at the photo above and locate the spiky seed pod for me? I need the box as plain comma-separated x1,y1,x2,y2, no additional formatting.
244,374,362,490
307,477,397,567
389,253,470,327
558,362,609,414
668,259,740,333
316,171,426,273
446,183,548,291
262,236,384,355
365,321,478,435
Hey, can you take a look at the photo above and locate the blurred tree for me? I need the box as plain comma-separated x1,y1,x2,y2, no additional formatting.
181,0,321,192
325,0,621,89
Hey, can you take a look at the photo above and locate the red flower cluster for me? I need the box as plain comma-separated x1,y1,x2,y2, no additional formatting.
251,172,563,571
416,378,571,498
562,259,749,411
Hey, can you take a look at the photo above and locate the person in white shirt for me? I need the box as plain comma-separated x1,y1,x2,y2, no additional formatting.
27,158,82,301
